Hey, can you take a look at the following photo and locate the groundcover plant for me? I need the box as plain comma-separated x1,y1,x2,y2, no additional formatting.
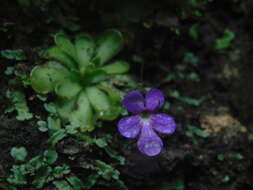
30,30,129,132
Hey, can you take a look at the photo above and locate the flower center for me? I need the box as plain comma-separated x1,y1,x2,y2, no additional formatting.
140,112,151,125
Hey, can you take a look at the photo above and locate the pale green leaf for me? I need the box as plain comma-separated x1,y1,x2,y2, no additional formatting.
4,66,15,75
86,87,119,120
54,33,77,61
37,120,48,132
69,91,94,132
56,98,77,121
97,82,121,103
95,138,108,148
101,60,129,74
55,79,82,99
6,90,33,121
93,29,124,65
47,117,61,135
75,34,95,72
46,46,77,70
10,147,27,162
44,102,58,114
30,61,71,94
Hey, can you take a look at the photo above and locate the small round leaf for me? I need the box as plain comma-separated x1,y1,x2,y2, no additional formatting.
44,150,58,164
10,147,27,162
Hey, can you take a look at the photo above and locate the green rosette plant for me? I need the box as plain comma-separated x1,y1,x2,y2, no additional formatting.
30,30,129,132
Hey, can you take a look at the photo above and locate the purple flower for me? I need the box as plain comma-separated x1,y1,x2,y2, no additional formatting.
118,88,176,156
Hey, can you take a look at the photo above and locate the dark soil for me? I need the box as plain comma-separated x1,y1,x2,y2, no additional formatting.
1,0,253,189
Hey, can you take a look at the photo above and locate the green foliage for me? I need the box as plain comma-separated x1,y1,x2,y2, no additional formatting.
48,129,67,147
10,147,28,162
83,161,127,190
163,51,200,84
186,125,210,138
183,52,199,66
37,120,48,132
7,145,125,189
66,176,84,190
0,25,8,32
95,135,125,165
17,0,31,8
170,90,202,106
215,29,235,51
164,72,200,82
0,184,17,190
4,66,15,75
187,0,200,6
217,152,244,161
53,180,73,190
232,153,244,160
1,49,26,61
5,90,33,121
221,175,230,183
95,160,120,181
7,149,84,189
189,24,198,40
217,154,225,161
37,115,124,166
4,66,30,87
44,150,58,164
30,30,129,132
157,180,184,190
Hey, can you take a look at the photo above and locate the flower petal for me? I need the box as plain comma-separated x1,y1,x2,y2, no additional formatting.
122,91,145,114
151,114,176,134
118,116,141,138
145,88,165,112
137,123,163,156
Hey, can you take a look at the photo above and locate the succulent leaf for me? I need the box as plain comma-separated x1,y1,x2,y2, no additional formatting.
93,29,123,65
75,34,95,72
55,80,82,99
30,61,71,94
86,87,119,120
54,33,78,62
82,66,107,85
46,46,77,70
69,91,94,132
56,98,76,122
101,60,129,74
97,82,121,103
